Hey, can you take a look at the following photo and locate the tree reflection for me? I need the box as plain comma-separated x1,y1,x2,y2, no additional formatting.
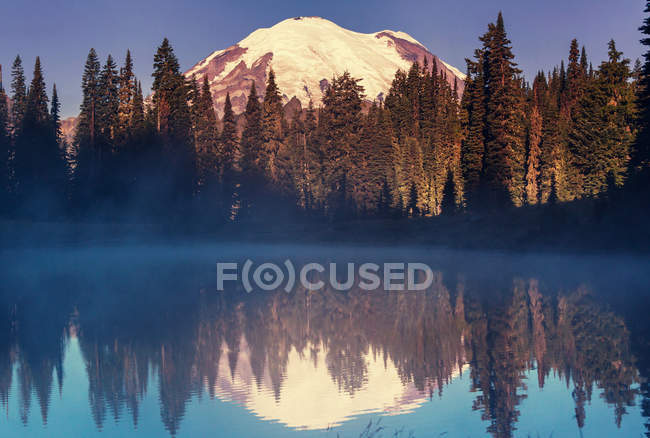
0,260,646,437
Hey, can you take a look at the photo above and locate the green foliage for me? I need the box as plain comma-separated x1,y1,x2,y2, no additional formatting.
194,76,219,190
481,13,527,207
569,40,635,196
238,81,264,219
262,69,284,180
4,5,650,224
219,92,237,177
10,55,27,134
152,38,195,201
0,78,10,209
116,50,135,144
634,1,650,175
98,55,119,142
13,57,67,216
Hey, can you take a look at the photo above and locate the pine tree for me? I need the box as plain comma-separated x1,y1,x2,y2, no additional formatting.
633,0,650,178
116,50,135,144
98,55,119,142
0,73,10,209
481,12,527,206
10,55,27,135
538,70,562,203
319,72,364,215
569,40,635,196
349,104,376,214
130,80,145,132
189,76,201,136
460,55,486,205
24,58,50,123
72,48,102,210
238,82,264,219
194,76,219,192
151,38,195,201
378,178,394,217
240,82,263,173
371,107,397,212
565,39,585,115
152,38,192,143
219,92,237,179
50,84,62,147
75,48,101,148
525,96,542,205
275,108,305,201
303,100,320,209
407,182,420,217
440,169,457,215
14,57,66,215
262,69,284,180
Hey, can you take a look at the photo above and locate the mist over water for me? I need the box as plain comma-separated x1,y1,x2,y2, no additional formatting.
0,243,649,437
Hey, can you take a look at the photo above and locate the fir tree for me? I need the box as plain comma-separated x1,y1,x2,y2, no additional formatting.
538,70,562,203
569,40,635,196
481,12,526,206
525,97,542,205
72,48,102,210
194,76,219,192
238,81,264,219
219,92,237,179
319,72,364,215
151,38,195,201
440,170,457,215
76,48,101,148
50,84,62,146
633,0,650,179
460,55,486,204
275,108,305,201
97,54,119,142
14,57,66,216
565,39,585,114
407,182,420,217
0,74,10,208
116,50,135,144
371,107,397,212
10,55,27,135
378,178,394,217
262,68,284,180
130,80,145,132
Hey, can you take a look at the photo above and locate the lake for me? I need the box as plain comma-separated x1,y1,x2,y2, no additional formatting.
0,244,648,437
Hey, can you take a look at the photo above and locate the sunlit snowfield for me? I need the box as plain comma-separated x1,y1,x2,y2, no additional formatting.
0,244,648,437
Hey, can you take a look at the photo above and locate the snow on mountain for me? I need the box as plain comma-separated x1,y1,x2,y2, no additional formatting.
185,17,465,116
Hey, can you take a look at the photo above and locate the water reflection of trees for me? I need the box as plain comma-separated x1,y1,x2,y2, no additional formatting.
0,267,645,437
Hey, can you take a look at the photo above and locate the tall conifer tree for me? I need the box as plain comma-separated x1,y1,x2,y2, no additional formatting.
220,92,237,179
481,12,526,206
14,57,66,215
117,50,135,143
262,69,284,180
633,0,650,179
151,38,195,201
0,72,10,208
238,82,263,219
10,55,27,135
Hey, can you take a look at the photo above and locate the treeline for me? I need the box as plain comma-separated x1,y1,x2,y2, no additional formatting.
0,9,649,224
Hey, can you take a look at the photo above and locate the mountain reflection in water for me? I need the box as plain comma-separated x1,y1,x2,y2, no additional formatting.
0,246,648,437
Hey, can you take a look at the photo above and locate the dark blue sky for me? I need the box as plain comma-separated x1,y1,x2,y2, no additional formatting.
1,0,645,117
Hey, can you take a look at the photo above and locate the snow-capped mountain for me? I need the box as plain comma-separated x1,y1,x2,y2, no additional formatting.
185,16,465,116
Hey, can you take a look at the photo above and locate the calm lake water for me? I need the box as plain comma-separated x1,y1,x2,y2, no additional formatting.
0,244,649,437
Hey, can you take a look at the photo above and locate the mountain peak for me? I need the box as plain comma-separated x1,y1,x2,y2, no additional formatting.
185,17,464,116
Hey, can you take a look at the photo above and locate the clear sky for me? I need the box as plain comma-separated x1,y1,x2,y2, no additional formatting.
0,0,645,118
